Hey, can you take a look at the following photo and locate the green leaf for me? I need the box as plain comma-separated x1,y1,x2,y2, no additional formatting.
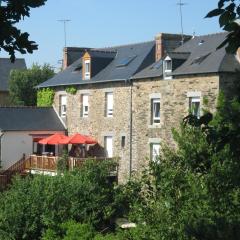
205,8,225,18
219,11,233,27
226,2,236,12
218,0,226,9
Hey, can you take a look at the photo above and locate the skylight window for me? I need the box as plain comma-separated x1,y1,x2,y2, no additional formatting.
191,53,211,65
116,55,137,67
151,60,163,69
73,65,82,72
198,40,205,46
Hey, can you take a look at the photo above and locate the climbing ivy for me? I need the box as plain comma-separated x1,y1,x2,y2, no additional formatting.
37,88,55,107
66,86,77,95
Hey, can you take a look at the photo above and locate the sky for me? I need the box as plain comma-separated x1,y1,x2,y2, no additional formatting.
1,0,221,70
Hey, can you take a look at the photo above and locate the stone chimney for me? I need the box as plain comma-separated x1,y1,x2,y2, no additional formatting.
155,33,192,61
63,47,90,70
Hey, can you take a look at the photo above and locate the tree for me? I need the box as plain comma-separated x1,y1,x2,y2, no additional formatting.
9,63,54,106
0,0,47,62
0,160,117,240
206,0,240,53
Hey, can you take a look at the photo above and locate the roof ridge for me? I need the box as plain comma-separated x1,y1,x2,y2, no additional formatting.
195,32,226,38
89,49,117,53
98,40,155,50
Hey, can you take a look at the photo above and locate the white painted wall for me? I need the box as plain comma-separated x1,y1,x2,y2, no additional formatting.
1,131,32,169
1,131,65,170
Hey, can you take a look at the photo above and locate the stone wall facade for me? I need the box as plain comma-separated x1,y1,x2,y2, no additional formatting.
53,82,132,182
131,74,220,172
53,73,238,182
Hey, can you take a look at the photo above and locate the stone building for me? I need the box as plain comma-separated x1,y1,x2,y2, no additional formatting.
0,58,26,106
37,32,240,182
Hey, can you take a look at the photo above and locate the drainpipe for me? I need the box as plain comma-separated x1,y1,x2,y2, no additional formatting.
125,79,133,178
0,132,4,168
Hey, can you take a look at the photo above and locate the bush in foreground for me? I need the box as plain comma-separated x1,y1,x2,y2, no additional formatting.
0,160,117,240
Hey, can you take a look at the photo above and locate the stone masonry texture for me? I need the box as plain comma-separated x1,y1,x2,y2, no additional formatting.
53,73,239,182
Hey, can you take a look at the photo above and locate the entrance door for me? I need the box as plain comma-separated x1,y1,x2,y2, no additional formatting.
104,136,113,158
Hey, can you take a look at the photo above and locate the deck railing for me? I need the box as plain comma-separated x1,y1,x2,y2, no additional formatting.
28,155,118,174
0,154,28,189
0,155,118,190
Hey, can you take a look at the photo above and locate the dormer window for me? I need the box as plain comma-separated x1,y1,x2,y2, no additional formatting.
84,60,90,80
163,56,172,80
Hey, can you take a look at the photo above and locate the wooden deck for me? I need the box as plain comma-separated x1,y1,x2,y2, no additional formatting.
0,155,118,190
27,155,118,173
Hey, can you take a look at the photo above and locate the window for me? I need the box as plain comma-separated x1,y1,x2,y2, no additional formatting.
116,55,137,67
60,95,67,117
189,97,200,118
104,136,113,158
150,143,160,162
151,98,160,124
105,92,113,117
84,60,90,80
81,94,89,117
151,60,163,69
121,136,126,148
165,60,172,71
163,56,172,79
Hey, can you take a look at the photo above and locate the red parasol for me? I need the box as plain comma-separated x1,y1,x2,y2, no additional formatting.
59,133,97,145
38,133,69,145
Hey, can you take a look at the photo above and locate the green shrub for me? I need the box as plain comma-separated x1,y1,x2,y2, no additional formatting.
65,86,77,95
0,160,116,240
37,88,55,107
56,150,68,173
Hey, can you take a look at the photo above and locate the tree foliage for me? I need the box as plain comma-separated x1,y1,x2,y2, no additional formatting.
37,88,55,107
206,0,240,53
0,0,47,62
9,64,54,106
115,87,240,239
0,160,117,240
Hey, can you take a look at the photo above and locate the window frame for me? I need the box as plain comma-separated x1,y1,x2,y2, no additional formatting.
60,95,67,117
105,92,113,117
81,94,89,118
151,98,160,125
163,56,173,80
150,143,160,162
104,136,113,158
189,96,201,119
84,60,91,80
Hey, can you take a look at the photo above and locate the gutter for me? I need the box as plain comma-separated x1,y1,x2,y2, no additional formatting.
0,131,4,169
125,78,133,178
36,78,127,89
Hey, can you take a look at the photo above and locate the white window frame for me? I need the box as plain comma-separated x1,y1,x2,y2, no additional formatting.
60,95,67,117
82,94,89,118
104,136,113,158
151,98,160,125
163,56,172,80
84,60,90,80
189,96,201,119
106,92,113,117
150,143,160,162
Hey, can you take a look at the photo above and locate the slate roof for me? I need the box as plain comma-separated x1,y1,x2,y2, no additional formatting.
0,107,66,131
133,32,240,79
37,41,155,88
0,58,26,91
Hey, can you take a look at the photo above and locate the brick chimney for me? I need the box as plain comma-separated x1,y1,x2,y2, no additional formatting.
63,47,90,70
155,33,192,61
